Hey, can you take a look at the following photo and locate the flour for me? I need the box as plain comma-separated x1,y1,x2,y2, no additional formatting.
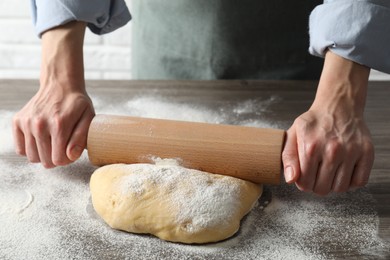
151,156,182,166
0,94,389,259
118,163,243,233
0,189,33,215
91,95,277,128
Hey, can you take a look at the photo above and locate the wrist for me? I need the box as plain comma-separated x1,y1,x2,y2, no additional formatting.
40,21,87,92
311,51,370,118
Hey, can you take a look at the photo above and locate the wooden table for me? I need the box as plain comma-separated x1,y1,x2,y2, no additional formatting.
1,79,389,259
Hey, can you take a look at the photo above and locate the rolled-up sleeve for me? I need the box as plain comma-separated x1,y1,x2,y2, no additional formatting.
309,0,390,74
30,0,131,37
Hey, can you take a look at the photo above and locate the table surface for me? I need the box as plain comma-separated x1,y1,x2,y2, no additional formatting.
0,79,389,259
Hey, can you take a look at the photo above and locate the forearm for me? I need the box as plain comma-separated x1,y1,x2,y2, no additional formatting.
40,21,87,92
311,51,370,119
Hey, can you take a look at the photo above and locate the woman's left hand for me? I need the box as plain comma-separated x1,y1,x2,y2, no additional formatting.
282,51,375,196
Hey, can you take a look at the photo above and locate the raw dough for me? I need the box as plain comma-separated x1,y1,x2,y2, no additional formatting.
90,162,262,244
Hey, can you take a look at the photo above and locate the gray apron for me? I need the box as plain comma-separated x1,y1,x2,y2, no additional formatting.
131,0,323,80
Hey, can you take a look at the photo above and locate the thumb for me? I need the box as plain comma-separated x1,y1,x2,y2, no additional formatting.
282,127,301,184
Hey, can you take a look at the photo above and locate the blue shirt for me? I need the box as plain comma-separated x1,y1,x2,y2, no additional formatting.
30,0,390,74
309,0,390,74
30,0,131,35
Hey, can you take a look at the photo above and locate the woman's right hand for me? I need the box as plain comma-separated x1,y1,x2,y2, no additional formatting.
12,21,94,168
13,86,95,168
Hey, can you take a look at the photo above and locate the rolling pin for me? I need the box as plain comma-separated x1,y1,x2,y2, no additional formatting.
87,114,285,184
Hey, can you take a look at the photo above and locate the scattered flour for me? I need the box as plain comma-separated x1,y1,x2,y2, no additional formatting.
92,96,225,124
0,189,33,215
150,156,183,166
91,95,277,128
0,94,389,259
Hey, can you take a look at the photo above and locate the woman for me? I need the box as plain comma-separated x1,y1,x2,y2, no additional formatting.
13,0,390,195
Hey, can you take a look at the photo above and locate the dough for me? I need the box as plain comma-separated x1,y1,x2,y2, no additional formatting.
90,162,262,244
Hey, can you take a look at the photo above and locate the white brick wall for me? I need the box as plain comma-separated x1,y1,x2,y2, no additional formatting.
0,0,132,80
0,1,388,81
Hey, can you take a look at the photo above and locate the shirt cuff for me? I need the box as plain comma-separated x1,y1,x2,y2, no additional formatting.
309,0,390,74
31,0,131,37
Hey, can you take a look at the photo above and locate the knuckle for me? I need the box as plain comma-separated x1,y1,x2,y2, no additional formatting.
15,116,29,132
51,114,66,133
304,142,317,158
363,141,375,156
292,118,303,128
33,117,46,132
20,117,31,130
12,114,21,127
324,140,342,161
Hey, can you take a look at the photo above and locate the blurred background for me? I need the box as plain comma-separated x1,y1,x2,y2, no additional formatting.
1,0,389,81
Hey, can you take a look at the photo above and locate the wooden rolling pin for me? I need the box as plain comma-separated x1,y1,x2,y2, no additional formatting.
87,114,285,184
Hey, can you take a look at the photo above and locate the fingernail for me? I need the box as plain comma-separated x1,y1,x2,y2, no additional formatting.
284,166,294,183
70,145,83,160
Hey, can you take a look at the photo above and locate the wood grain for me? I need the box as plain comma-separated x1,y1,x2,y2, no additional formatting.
87,115,285,184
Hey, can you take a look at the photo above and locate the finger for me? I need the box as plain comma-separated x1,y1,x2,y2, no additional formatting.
66,109,94,161
282,128,300,184
295,139,320,192
50,116,73,166
332,162,355,193
313,141,342,196
28,117,55,168
350,148,374,189
12,118,26,156
19,118,40,162
35,135,55,168
313,162,339,196
24,133,40,163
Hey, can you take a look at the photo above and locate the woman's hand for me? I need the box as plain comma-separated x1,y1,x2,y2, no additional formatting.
282,51,375,195
13,87,94,168
12,21,95,168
